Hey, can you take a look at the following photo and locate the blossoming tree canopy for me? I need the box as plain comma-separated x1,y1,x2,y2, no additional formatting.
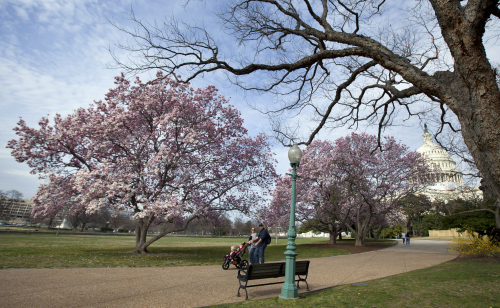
8,72,277,253
266,133,432,246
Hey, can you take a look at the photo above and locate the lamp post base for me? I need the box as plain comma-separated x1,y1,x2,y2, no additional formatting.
278,294,299,300
280,240,298,299
279,285,298,300
279,266,298,299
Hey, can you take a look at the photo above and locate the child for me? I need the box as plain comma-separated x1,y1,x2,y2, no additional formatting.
235,242,246,255
224,246,236,264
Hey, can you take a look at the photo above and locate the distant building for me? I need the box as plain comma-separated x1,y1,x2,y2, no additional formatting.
0,198,33,222
416,125,463,184
416,125,481,202
295,231,351,238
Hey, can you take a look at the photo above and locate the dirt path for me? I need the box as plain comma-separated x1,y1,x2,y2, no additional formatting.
303,239,397,254
0,239,455,308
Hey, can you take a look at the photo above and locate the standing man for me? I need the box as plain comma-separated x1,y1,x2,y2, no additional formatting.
402,231,406,244
248,227,258,264
254,223,269,264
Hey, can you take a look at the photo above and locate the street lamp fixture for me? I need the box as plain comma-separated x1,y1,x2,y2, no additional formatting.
280,143,302,300
287,142,303,163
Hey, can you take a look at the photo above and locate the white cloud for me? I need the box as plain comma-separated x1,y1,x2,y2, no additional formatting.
12,5,29,21
0,148,12,159
3,168,38,178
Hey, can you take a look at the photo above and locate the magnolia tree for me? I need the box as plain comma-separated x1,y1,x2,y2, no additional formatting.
8,73,277,253
267,133,433,246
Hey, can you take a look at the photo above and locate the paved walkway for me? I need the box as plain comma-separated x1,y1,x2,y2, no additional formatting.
0,239,455,307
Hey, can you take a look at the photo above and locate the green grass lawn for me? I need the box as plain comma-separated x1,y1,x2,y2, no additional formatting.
2,232,497,307
216,260,500,308
0,233,350,269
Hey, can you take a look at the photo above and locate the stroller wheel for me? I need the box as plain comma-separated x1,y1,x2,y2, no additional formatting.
240,260,249,269
222,262,229,270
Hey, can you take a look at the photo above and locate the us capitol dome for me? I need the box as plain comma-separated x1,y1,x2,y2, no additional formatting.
415,125,481,201
416,125,463,184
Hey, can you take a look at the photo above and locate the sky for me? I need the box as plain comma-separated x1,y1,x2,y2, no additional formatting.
0,0,469,199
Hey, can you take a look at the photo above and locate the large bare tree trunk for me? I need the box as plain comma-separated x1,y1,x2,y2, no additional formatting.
430,0,500,203
417,1,500,233
496,206,500,230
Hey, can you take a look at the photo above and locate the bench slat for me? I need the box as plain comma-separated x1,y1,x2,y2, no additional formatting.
237,261,310,300
247,263,284,280
246,261,309,280
295,261,309,276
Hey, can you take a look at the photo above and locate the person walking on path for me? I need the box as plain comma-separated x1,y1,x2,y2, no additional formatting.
254,223,270,264
248,227,258,264
402,232,406,244
406,233,411,245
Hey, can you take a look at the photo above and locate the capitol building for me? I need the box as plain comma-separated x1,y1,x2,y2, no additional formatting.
415,125,481,201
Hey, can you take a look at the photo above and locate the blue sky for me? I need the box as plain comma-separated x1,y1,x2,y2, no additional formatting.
0,0,466,198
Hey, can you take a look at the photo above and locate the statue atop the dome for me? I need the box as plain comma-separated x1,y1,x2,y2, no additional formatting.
422,124,432,144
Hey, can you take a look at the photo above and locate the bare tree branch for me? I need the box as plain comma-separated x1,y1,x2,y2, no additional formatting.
111,0,500,204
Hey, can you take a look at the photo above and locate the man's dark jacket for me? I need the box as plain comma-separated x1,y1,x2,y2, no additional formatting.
257,227,270,247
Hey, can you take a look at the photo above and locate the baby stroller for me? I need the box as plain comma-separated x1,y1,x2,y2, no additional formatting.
222,242,249,270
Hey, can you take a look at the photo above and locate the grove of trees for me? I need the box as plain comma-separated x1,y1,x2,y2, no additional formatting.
266,133,433,246
111,0,500,231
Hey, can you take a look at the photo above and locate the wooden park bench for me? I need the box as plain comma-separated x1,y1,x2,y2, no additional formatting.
236,260,310,300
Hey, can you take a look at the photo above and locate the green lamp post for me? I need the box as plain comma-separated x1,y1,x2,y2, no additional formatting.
279,143,303,300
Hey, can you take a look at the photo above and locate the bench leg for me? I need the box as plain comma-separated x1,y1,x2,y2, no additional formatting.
238,281,248,300
303,278,309,291
297,276,309,291
238,286,249,300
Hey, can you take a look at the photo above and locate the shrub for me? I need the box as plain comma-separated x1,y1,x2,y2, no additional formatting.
380,228,397,239
448,235,500,258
